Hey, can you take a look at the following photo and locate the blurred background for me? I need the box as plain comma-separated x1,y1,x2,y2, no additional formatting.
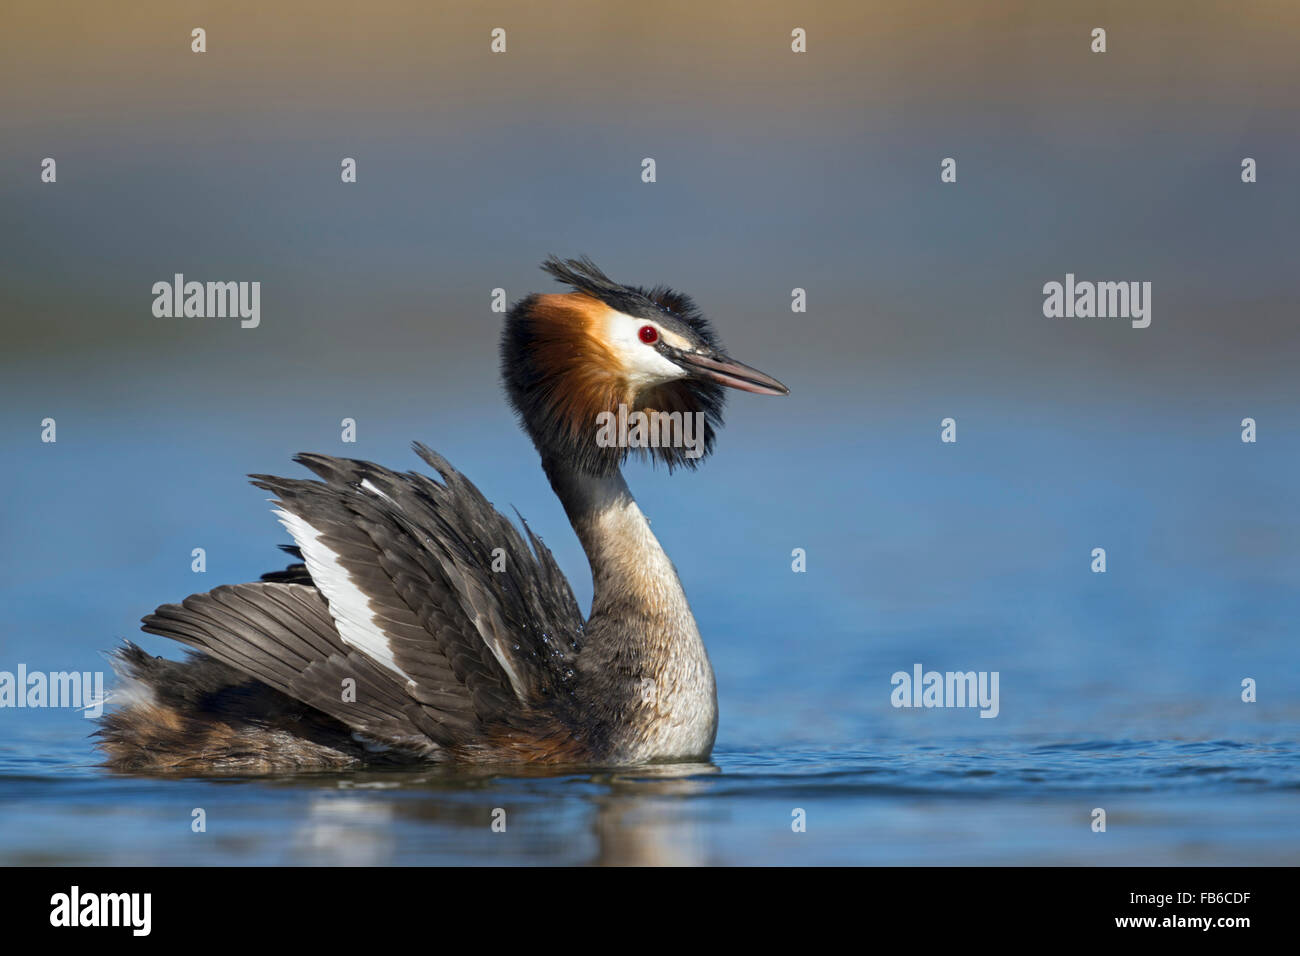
0,0,1297,864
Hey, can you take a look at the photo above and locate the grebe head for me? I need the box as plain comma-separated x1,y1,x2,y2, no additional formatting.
502,255,789,476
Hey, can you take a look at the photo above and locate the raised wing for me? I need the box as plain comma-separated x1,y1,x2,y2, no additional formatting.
143,443,587,756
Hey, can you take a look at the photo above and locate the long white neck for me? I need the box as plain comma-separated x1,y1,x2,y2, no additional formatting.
541,454,717,761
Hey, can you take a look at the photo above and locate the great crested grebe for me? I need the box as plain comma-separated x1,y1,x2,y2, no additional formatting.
98,256,789,773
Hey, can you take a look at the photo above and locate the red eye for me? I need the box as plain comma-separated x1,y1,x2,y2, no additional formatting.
638,325,659,344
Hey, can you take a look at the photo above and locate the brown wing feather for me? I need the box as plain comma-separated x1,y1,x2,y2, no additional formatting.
249,443,587,739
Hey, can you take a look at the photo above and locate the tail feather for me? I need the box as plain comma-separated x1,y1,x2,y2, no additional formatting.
96,642,367,774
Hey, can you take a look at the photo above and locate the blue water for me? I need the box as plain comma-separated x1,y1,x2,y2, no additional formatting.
2,731,1296,865
2,374,1298,865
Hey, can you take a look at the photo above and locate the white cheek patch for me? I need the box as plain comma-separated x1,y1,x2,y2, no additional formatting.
603,311,688,387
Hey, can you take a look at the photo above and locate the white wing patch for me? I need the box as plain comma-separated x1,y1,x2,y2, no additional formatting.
273,508,415,682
